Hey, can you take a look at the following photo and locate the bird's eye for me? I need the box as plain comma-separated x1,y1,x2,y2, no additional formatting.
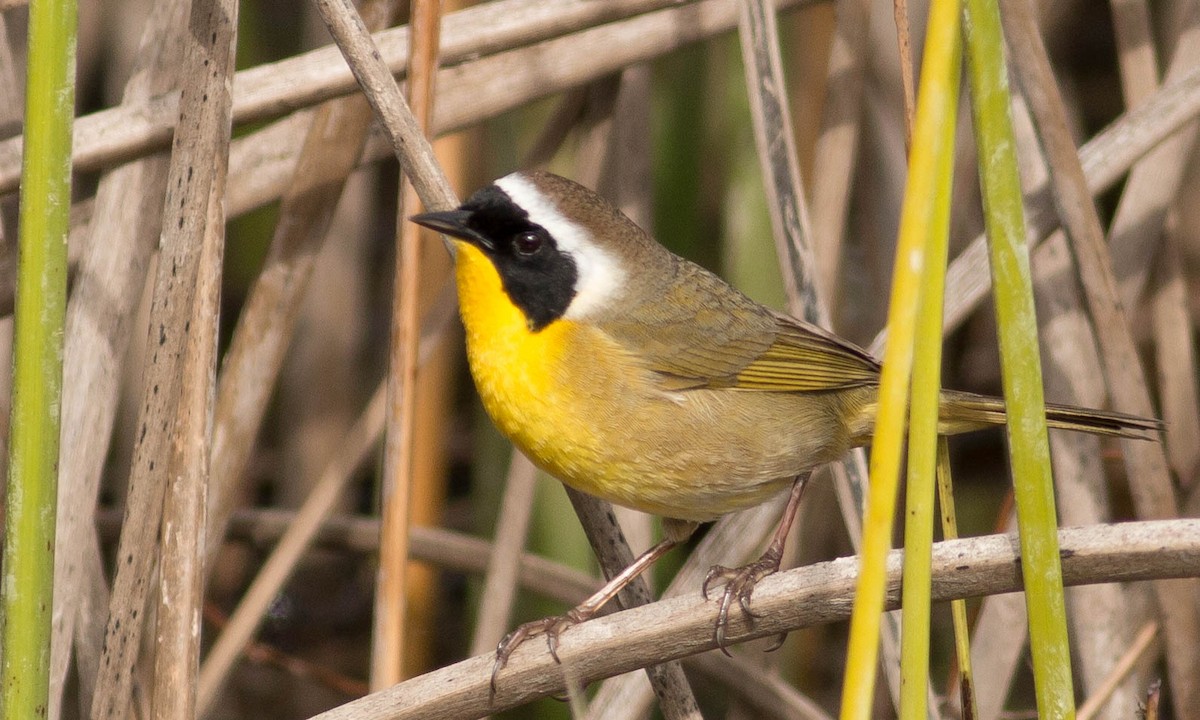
513,230,543,256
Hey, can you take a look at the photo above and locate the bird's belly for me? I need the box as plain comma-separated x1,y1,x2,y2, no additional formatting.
455,245,846,521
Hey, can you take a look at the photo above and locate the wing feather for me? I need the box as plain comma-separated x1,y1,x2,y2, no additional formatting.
600,260,880,393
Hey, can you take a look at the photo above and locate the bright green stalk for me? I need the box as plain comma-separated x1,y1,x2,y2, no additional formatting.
1,0,76,717
838,0,961,713
963,0,1075,716
899,45,959,718
935,438,979,718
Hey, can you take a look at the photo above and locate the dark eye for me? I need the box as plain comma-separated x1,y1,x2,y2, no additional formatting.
513,230,543,256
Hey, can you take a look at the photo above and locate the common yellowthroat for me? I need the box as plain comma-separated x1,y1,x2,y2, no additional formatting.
412,170,1160,679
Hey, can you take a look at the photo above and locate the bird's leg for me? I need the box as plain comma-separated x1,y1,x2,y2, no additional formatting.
490,534,681,697
702,472,811,653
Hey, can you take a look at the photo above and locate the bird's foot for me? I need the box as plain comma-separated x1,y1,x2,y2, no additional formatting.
490,607,592,700
701,552,787,655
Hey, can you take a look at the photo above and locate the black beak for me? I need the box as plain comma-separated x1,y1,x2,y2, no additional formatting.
410,209,493,249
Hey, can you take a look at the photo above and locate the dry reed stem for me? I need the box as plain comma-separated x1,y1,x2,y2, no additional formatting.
1038,232,1147,720
1108,6,1200,310
737,3,913,715
373,0,444,688
309,520,1200,720
1001,1,1200,714
0,0,693,193
963,582,1026,718
1077,622,1159,720
738,0,821,322
214,510,603,604
564,487,703,720
685,652,833,720
1151,236,1200,490
0,14,19,135
1109,0,1159,107
739,5,920,718
198,274,456,712
204,0,393,571
313,0,455,213
0,0,817,205
609,65,655,229
72,532,108,718
931,61,1200,343
891,0,915,147
809,0,870,305
469,451,538,656
47,0,187,715
574,76,625,195
198,383,388,714
152,152,227,720
131,0,809,234
89,0,238,716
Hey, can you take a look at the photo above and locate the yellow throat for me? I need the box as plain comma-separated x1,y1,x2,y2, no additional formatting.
453,241,610,486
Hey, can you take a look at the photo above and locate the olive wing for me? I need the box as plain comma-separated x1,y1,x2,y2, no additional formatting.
602,263,880,392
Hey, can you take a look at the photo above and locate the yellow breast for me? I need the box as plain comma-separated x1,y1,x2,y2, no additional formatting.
454,242,619,491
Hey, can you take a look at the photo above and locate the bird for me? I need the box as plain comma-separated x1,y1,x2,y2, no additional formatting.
411,170,1161,688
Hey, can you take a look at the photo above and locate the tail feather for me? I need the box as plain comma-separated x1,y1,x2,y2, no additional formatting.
938,390,1162,441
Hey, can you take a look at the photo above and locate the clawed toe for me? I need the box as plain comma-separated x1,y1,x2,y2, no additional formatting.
489,611,589,701
702,556,784,654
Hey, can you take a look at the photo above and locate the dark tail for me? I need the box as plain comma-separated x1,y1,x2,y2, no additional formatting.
938,390,1162,441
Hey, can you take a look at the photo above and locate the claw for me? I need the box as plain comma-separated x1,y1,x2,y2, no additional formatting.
762,632,788,653
488,611,591,703
702,554,786,653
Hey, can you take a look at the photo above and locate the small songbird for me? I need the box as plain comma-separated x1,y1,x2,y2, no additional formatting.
412,170,1160,683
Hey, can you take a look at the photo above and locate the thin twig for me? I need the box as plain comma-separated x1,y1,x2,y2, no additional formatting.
1109,0,1159,108
737,0,820,320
